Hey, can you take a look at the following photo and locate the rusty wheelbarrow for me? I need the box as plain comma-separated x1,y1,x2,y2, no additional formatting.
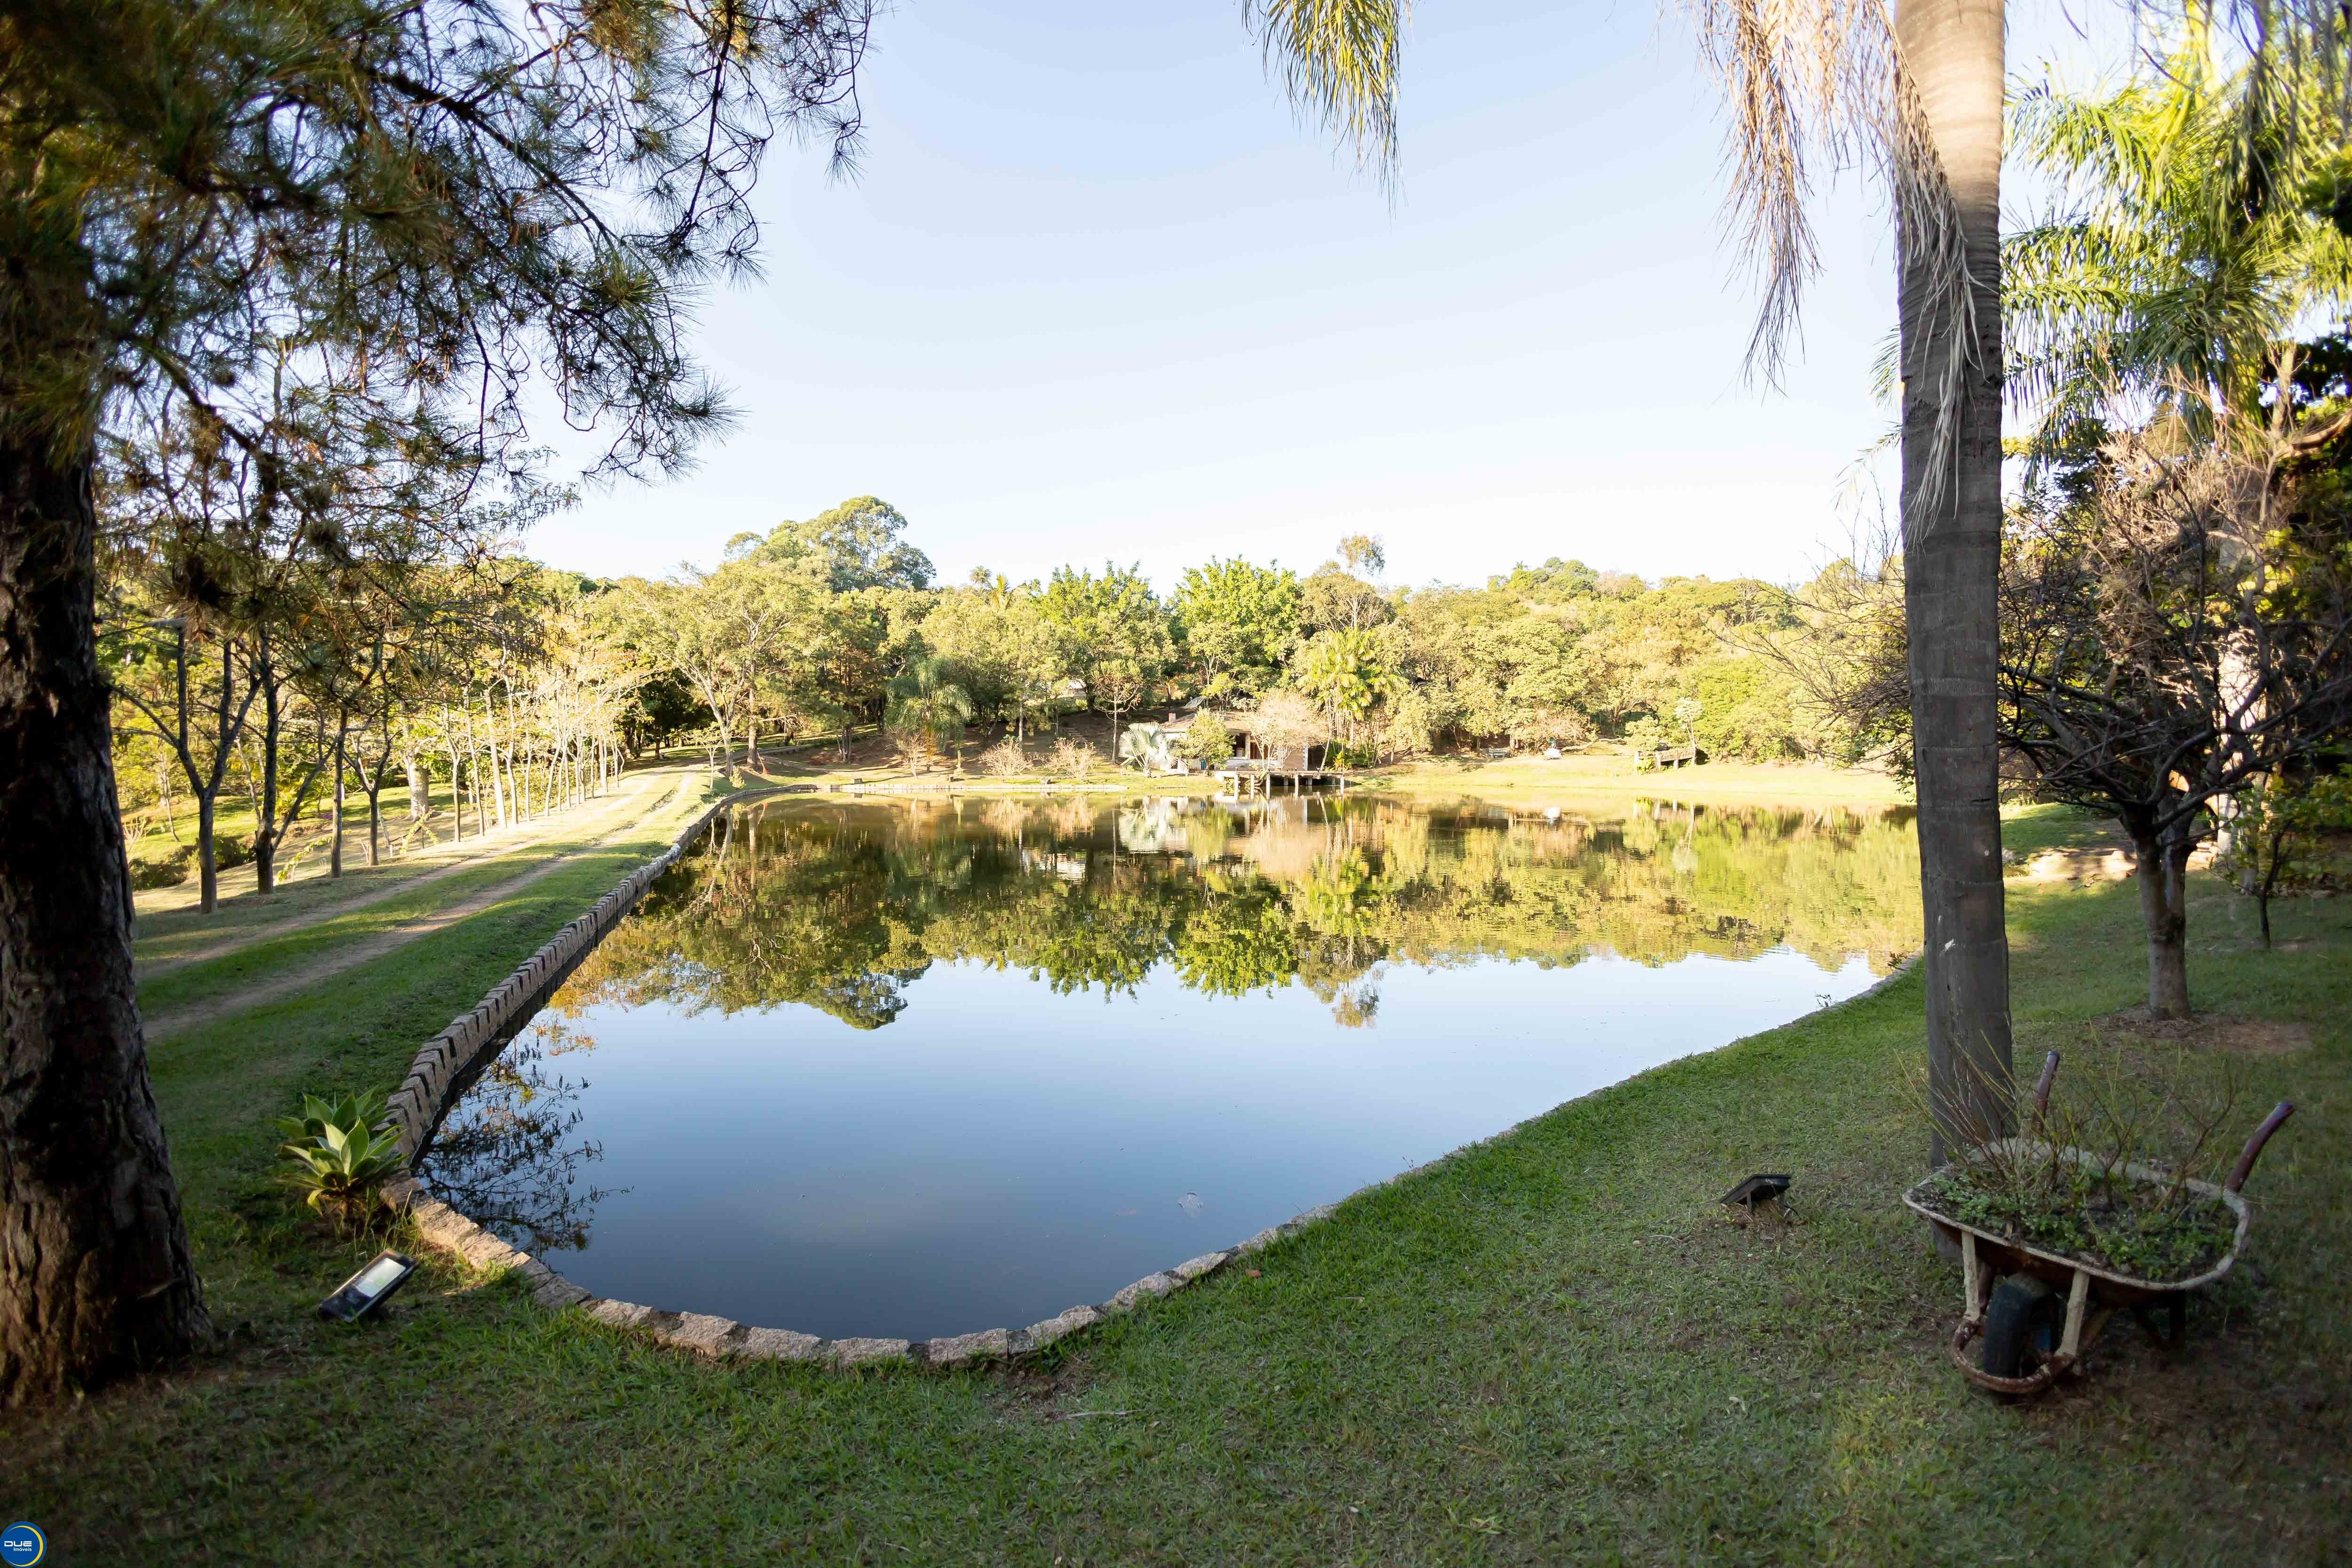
1902,1052,2295,1397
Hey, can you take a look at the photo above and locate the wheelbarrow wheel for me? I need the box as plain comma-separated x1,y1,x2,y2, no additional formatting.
1982,1278,2059,1383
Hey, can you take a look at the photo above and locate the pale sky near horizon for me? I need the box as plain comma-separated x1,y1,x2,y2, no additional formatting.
530,0,2137,593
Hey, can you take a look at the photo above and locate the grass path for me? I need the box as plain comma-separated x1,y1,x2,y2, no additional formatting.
133,767,715,1045
136,771,703,1041
8,803,2346,1566
133,768,690,980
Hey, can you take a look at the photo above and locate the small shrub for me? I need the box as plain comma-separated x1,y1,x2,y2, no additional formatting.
213,834,254,870
127,846,194,889
276,1089,404,1231
1049,736,1096,779
1624,716,1669,766
2215,768,2352,943
978,737,1028,777
1177,714,1233,766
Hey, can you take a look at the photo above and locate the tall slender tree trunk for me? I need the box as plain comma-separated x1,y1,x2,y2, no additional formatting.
194,791,219,912
1897,0,2015,1167
443,712,461,843
328,725,347,879
0,429,207,1401
251,636,280,896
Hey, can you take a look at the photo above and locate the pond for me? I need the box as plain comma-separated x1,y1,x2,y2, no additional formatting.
418,792,1920,1341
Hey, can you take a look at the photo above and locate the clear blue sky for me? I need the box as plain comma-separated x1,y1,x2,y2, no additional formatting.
533,1,2131,592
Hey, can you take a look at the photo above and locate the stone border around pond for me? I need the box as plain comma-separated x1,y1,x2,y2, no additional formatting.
374,786,1923,1373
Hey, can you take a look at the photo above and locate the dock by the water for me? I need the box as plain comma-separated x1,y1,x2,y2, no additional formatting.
1214,765,1348,798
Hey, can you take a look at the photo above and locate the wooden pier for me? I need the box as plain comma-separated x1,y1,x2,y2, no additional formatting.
1213,765,1348,798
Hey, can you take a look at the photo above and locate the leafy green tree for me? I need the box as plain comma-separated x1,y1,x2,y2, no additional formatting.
619,559,817,776
2218,769,2352,946
1040,562,1173,738
1672,697,1704,752
734,497,936,592
1171,557,1301,699
1685,657,1805,762
1177,714,1236,766
920,576,1062,738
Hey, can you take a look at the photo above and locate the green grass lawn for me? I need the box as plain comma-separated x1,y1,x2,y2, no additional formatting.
8,807,2347,1565
131,772,707,1027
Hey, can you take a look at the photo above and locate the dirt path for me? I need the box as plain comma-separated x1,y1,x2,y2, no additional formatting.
140,774,703,1042
135,770,691,981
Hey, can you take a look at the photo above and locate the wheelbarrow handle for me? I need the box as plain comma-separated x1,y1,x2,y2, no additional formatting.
2225,1102,2295,1195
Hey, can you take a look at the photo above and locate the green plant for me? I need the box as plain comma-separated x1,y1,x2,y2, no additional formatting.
1176,714,1234,766
276,1090,404,1229
2216,769,2352,945
127,845,195,890
1911,1040,2249,1282
1624,716,1669,766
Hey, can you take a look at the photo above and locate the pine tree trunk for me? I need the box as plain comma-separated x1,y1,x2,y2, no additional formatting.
1897,0,2015,1167
0,428,208,1402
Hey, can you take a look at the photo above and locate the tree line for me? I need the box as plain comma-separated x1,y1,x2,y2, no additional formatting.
103,484,1883,908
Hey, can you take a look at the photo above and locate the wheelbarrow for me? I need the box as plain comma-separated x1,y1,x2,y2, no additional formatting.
1901,1052,2295,1397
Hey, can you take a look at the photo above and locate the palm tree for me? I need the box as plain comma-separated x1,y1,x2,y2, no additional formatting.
1253,0,2016,1162
1296,627,1401,751
885,652,974,775
2007,39,2352,455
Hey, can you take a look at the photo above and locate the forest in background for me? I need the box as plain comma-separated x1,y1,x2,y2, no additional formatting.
101,486,1873,904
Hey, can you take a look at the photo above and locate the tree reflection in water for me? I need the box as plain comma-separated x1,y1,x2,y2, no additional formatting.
416,792,1920,1276
417,1022,622,1255
542,793,1922,1034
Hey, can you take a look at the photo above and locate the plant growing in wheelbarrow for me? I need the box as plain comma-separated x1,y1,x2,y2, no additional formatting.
1904,1048,2293,1396
276,1089,405,1234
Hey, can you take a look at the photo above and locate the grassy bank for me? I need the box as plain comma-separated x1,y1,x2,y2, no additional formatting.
1362,750,1912,807
7,808,2345,1565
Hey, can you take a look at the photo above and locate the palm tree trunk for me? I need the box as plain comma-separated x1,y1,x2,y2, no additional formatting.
1897,0,2015,1166
0,428,208,1401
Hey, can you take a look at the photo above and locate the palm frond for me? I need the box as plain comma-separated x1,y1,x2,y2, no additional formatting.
1244,0,1407,183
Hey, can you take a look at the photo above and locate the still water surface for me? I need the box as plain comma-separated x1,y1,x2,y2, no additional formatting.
420,793,1918,1339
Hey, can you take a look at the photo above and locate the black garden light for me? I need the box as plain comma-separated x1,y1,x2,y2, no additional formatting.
318,1250,418,1322
1718,1173,1794,1220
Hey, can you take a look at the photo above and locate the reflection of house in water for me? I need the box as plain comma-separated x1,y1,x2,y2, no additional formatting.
1116,795,1214,855
1020,850,1093,881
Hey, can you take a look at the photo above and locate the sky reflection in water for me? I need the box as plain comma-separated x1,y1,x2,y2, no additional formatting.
421,793,1918,1341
